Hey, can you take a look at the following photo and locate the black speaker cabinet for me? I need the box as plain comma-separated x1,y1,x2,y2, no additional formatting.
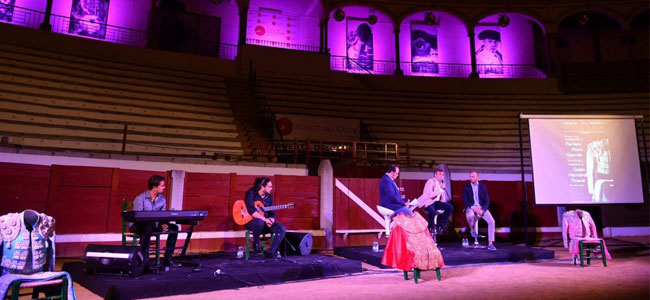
83,244,145,277
280,232,313,256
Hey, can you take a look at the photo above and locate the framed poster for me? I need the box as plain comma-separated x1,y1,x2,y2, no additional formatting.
475,26,503,75
410,22,439,74
346,18,373,70
0,0,16,23
68,0,110,39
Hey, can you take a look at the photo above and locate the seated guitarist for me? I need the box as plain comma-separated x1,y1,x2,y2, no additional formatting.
244,177,286,259
129,175,178,267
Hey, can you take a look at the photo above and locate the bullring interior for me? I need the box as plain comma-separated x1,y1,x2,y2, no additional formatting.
0,0,648,299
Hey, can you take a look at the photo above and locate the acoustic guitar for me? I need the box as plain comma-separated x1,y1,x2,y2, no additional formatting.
232,200,295,225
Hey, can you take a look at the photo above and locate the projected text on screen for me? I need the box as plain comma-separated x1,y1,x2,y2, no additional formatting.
529,118,643,205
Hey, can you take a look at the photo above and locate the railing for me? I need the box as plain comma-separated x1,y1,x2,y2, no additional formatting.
1,4,238,60
219,43,238,60
49,13,147,47
246,38,320,53
476,64,546,78
331,56,547,78
399,61,472,78
147,9,223,57
273,139,399,166
0,5,44,29
330,55,396,75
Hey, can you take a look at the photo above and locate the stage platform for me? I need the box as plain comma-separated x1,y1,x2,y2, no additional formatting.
63,252,362,300
334,243,555,269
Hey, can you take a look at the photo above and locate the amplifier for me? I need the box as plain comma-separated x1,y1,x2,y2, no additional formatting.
280,232,313,256
83,244,145,277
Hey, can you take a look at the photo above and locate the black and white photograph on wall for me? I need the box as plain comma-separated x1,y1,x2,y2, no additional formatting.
0,0,16,23
475,26,503,74
410,23,439,74
346,19,373,71
68,0,110,39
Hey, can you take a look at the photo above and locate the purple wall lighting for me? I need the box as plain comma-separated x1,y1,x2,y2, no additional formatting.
328,5,395,75
399,11,471,78
475,13,547,78
246,0,324,52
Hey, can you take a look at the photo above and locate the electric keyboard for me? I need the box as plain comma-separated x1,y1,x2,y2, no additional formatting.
122,210,208,223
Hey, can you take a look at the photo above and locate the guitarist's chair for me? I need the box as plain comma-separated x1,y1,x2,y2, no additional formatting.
233,199,293,260
244,230,274,260
5,274,70,300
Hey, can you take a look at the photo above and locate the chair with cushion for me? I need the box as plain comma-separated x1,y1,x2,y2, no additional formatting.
244,230,274,260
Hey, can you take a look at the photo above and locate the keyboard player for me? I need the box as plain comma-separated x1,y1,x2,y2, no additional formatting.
129,175,178,268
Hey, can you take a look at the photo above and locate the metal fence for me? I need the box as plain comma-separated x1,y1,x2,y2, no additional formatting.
476,64,546,78
219,43,238,60
330,55,396,75
49,13,147,48
246,38,320,53
1,4,239,60
331,55,546,78
0,5,44,29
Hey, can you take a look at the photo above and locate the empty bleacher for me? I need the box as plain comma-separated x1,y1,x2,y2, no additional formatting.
257,75,649,172
0,42,244,158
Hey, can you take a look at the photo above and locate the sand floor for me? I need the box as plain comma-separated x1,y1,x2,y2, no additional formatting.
63,240,650,300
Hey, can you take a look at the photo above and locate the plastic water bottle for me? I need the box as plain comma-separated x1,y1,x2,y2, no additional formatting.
236,246,244,259
372,241,379,252
276,251,281,259
462,238,469,248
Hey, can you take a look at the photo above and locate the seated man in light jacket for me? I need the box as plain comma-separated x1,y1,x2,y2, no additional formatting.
418,168,453,235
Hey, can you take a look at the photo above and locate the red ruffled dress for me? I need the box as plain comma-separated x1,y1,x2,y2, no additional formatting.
381,212,444,271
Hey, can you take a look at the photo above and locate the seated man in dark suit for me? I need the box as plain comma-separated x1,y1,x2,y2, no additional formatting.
462,170,496,250
379,164,413,216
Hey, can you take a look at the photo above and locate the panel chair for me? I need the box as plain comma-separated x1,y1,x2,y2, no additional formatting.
430,209,446,246
469,219,487,249
376,205,394,238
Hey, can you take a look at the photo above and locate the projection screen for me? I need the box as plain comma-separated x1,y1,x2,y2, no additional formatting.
527,115,644,205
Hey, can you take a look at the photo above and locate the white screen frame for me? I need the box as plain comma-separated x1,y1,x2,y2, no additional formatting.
522,114,645,206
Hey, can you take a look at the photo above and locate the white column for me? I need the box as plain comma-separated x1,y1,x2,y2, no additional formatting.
318,160,334,250
169,170,185,211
